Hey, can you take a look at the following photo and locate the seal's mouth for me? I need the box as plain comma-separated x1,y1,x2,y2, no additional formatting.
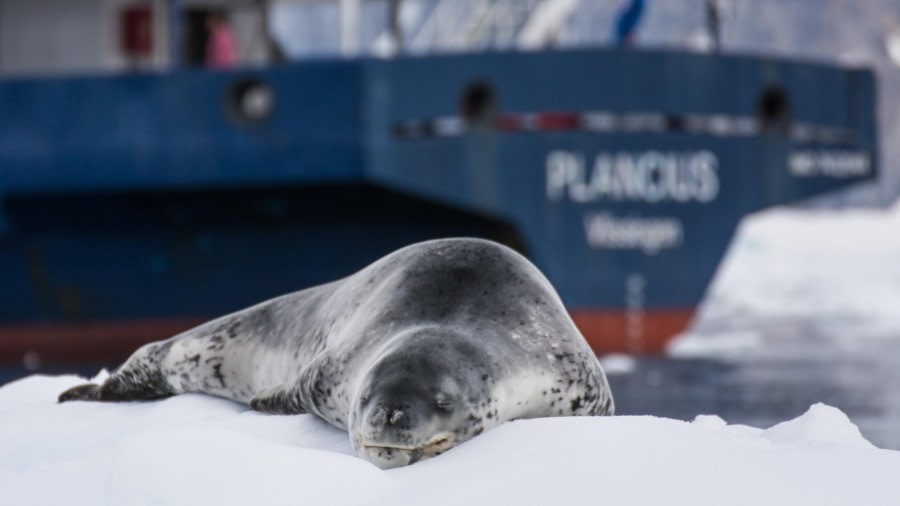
357,433,456,468
361,433,455,454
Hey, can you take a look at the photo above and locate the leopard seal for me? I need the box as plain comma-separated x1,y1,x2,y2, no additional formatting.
59,238,614,469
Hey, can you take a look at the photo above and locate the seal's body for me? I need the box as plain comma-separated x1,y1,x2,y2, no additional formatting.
60,238,613,468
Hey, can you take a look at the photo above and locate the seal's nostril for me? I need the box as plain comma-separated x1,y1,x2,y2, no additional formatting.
389,409,405,425
371,406,388,426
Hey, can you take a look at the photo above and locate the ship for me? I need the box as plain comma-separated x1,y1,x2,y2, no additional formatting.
0,1,878,372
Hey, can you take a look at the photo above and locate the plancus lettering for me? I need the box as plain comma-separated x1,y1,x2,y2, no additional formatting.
546,150,720,204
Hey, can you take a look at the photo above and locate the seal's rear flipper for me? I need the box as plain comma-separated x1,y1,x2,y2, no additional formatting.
58,383,101,403
250,382,307,415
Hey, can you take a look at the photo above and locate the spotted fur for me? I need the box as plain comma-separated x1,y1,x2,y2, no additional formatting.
59,238,614,469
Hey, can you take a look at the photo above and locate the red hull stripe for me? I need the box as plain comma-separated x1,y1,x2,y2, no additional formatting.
0,309,695,366
0,319,204,366
570,309,695,355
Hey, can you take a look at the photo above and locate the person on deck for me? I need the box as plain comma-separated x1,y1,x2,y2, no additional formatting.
205,11,238,69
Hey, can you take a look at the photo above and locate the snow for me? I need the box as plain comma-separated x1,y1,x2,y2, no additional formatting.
598,352,638,375
4,201,900,503
668,330,762,359
670,200,900,357
2,374,898,505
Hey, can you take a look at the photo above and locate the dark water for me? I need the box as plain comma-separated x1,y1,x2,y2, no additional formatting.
607,335,900,450
4,333,899,450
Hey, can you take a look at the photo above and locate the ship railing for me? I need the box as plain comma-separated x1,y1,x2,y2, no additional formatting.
407,0,546,54
408,0,491,53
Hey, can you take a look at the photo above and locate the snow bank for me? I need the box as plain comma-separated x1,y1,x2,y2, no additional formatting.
2,375,898,506
670,201,900,357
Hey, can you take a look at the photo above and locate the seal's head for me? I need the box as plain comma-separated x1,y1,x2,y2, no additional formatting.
348,327,496,469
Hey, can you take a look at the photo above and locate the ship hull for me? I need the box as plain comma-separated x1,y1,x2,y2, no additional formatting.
0,49,878,365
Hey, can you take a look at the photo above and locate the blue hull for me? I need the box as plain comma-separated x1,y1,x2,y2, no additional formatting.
0,48,878,359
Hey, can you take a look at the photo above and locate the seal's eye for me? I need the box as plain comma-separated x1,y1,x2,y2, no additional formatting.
436,398,454,411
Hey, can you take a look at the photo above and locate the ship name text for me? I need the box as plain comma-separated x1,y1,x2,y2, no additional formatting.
583,213,683,254
546,150,720,204
788,150,871,178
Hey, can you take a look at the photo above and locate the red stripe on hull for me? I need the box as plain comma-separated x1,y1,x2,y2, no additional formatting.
571,309,696,355
0,309,695,366
0,319,205,366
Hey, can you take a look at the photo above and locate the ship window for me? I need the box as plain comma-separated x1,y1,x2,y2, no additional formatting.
757,86,791,134
460,81,497,126
226,78,275,127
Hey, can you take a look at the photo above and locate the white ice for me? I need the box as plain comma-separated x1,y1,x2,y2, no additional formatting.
1,374,898,506
670,199,900,357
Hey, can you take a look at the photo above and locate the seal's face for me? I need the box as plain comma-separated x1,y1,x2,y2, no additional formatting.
348,330,493,469
350,378,462,469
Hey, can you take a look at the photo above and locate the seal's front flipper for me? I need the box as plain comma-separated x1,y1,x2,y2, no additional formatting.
58,377,173,403
250,381,307,415
58,368,173,403
58,383,102,402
